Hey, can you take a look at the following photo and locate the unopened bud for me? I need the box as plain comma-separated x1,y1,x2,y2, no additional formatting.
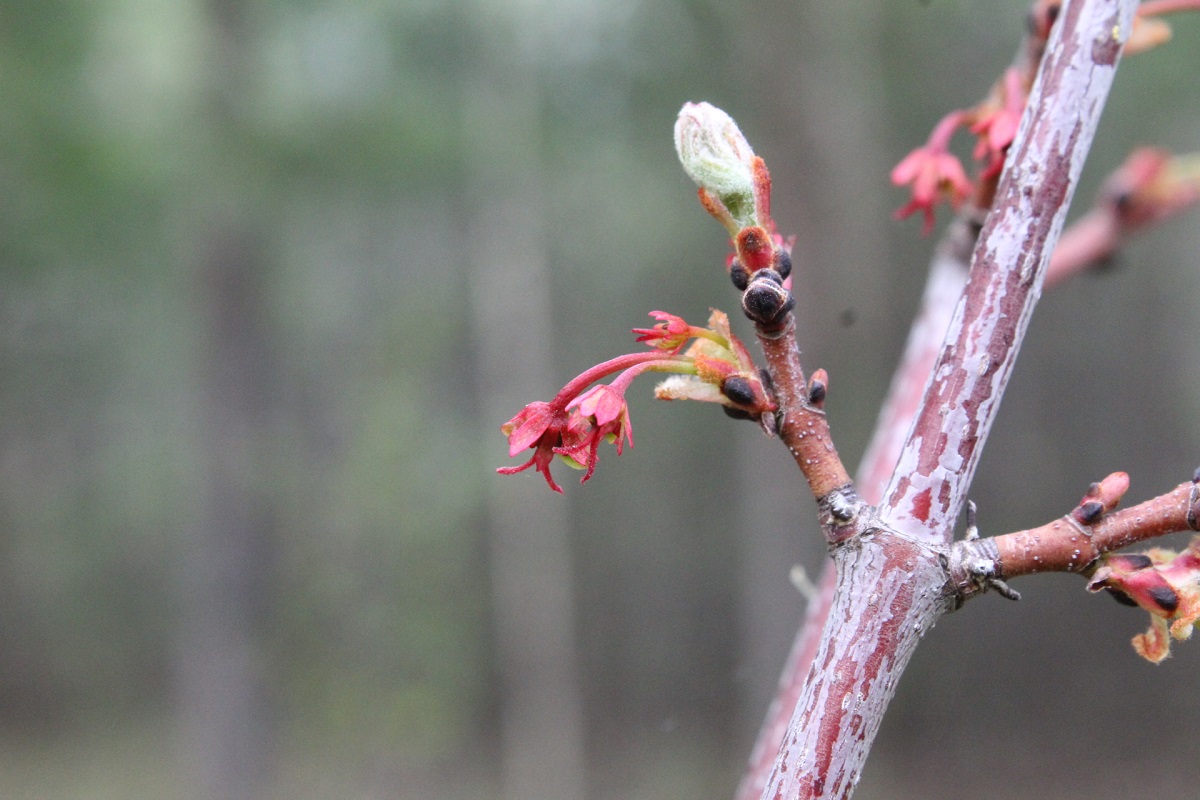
808,369,828,408
675,102,758,230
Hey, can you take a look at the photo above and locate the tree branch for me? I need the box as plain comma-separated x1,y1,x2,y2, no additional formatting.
879,0,1136,546
735,218,976,800
754,2,1138,797
988,477,1200,580
754,319,856,531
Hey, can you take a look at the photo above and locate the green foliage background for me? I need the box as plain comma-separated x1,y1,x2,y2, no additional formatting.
0,2,1196,798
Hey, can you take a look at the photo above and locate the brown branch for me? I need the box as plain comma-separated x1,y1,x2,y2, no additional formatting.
735,219,977,800
878,0,1135,547
991,479,1200,580
754,318,854,520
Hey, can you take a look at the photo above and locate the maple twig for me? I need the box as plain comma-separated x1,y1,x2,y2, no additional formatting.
1048,148,1200,285
734,215,979,800
988,478,1200,579
754,318,856,529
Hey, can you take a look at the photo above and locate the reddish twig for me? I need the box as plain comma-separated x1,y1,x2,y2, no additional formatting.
991,479,1200,579
755,319,854,513
1048,148,1200,285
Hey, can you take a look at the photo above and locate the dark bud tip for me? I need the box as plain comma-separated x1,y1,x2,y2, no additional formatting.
755,268,783,285
721,375,756,407
1105,587,1140,607
1111,553,1154,570
1085,481,1102,498
1192,465,1200,484
808,380,826,406
742,278,794,327
722,405,754,421
1148,585,1180,615
729,260,750,291
1113,190,1134,217
774,249,792,281
1076,500,1105,525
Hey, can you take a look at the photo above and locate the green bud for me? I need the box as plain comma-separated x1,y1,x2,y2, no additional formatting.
674,102,757,227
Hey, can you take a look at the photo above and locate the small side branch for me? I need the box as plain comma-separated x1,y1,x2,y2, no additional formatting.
993,479,1200,580
754,316,855,526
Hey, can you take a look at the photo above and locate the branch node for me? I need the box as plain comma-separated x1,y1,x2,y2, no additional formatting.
818,484,866,542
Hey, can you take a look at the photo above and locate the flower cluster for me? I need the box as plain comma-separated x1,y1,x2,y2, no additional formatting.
891,0,1200,236
890,67,1028,234
498,310,775,493
890,111,974,236
1087,537,1200,663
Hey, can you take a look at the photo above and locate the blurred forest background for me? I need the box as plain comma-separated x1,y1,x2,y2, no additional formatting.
0,1,1197,799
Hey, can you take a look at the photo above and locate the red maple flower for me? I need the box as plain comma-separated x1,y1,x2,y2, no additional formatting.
497,401,574,493
970,68,1026,178
890,145,973,235
633,311,695,353
558,384,634,481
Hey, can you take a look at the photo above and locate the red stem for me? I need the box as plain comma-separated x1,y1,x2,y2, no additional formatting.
755,319,852,502
550,351,691,406
993,481,1200,579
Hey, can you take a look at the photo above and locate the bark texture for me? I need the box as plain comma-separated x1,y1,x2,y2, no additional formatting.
880,0,1136,547
755,1,1137,797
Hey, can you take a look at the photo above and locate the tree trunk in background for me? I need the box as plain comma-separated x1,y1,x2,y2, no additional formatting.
463,3,587,799
177,3,277,798
179,227,277,800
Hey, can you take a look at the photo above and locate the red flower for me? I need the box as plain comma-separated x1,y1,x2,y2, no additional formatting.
498,309,774,492
970,68,1026,178
890,145,973,235
1087,538,1200,663
497,401,573,493
559,384,634,482
633,311,694,352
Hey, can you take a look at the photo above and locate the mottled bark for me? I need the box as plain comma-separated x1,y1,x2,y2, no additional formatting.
753,2,1137,797
880,0,1135,546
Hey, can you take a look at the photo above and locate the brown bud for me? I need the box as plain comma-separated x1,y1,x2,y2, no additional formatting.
721,375,756,407
742,275,794,330
1074,500,1105,526
729,259,749,291
808,369,828,408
